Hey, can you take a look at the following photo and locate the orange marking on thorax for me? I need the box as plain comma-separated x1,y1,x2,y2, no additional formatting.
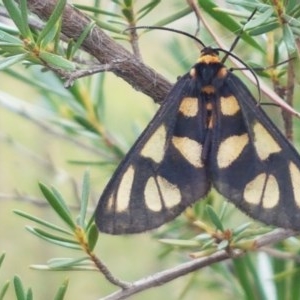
201,85,215,94
197,54,220,64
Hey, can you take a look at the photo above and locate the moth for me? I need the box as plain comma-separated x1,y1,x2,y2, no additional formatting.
95,30,300,235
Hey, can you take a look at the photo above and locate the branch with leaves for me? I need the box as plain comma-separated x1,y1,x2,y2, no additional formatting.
11,173,298,300
100,228,295,300
14,0,172,103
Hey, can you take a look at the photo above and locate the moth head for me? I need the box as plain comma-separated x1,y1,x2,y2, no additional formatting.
197,47,221,65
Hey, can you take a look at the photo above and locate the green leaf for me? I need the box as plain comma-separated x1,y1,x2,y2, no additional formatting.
2,0,32,38
26,227,76,244
94,19,122,34
47,257,89,268
152,7,191,27
36,0,67,45
248,22,279,36
0,53,28,70
79,171,90,228
92,73,106,120
39,51,76,70
122,7,134,23
0,255,8,300
38,183,76,230
67,160,115,166
233,222,253,236
232,256,255,299
159,239,200,247
86,211,96,232
292,55,300,84
218,201,228,221
73,115,98,133
0,281,10,300
4,68,71,97
243,7,274,30
289,259,300,300
284,13,300,28
65,39,75,59
283,24,297,55
0,43,24,54
226,0,269,11
26,288,33,300
26,226,81,250
124,0,132,7
69,21,96,59
54,279,69,300
13,210,73,235
87,224,99,251
137,0,161,21
13,276,26,300
217,240,229,250
272,255,289,300
39,23,61,50
205,205,224,231
287,0,300,12
51,188,75,216
0,23,19,35
31,264,96,271
198,0,263,51
70,6,123,33
74,5,121,18
0,253,5,268
19,0,33,39
0,29,22,44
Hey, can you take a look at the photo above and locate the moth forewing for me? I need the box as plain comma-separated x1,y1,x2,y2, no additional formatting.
96,75,211,234
211,73,300,229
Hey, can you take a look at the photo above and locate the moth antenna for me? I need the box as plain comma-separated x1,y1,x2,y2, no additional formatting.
124,26,206,48
221,9,258,63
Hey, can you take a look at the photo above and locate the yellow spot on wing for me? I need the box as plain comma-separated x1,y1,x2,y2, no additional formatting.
217,134,249,168
144,176,181,211
220,96,240,116
262,175,280,208
179,97,198,117
244,173,279,208
253,122,281,160
172,136,203,168
115,165,135,212
140,125,166,163
144,177,162,212
289,161,300,207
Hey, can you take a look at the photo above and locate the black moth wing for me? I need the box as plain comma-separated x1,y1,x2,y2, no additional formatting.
210,72,300,230
96,73,211,234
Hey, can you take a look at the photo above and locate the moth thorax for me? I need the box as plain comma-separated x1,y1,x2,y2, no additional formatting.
197,53,220,64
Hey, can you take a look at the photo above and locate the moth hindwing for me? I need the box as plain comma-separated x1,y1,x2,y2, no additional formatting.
95,47,300,235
